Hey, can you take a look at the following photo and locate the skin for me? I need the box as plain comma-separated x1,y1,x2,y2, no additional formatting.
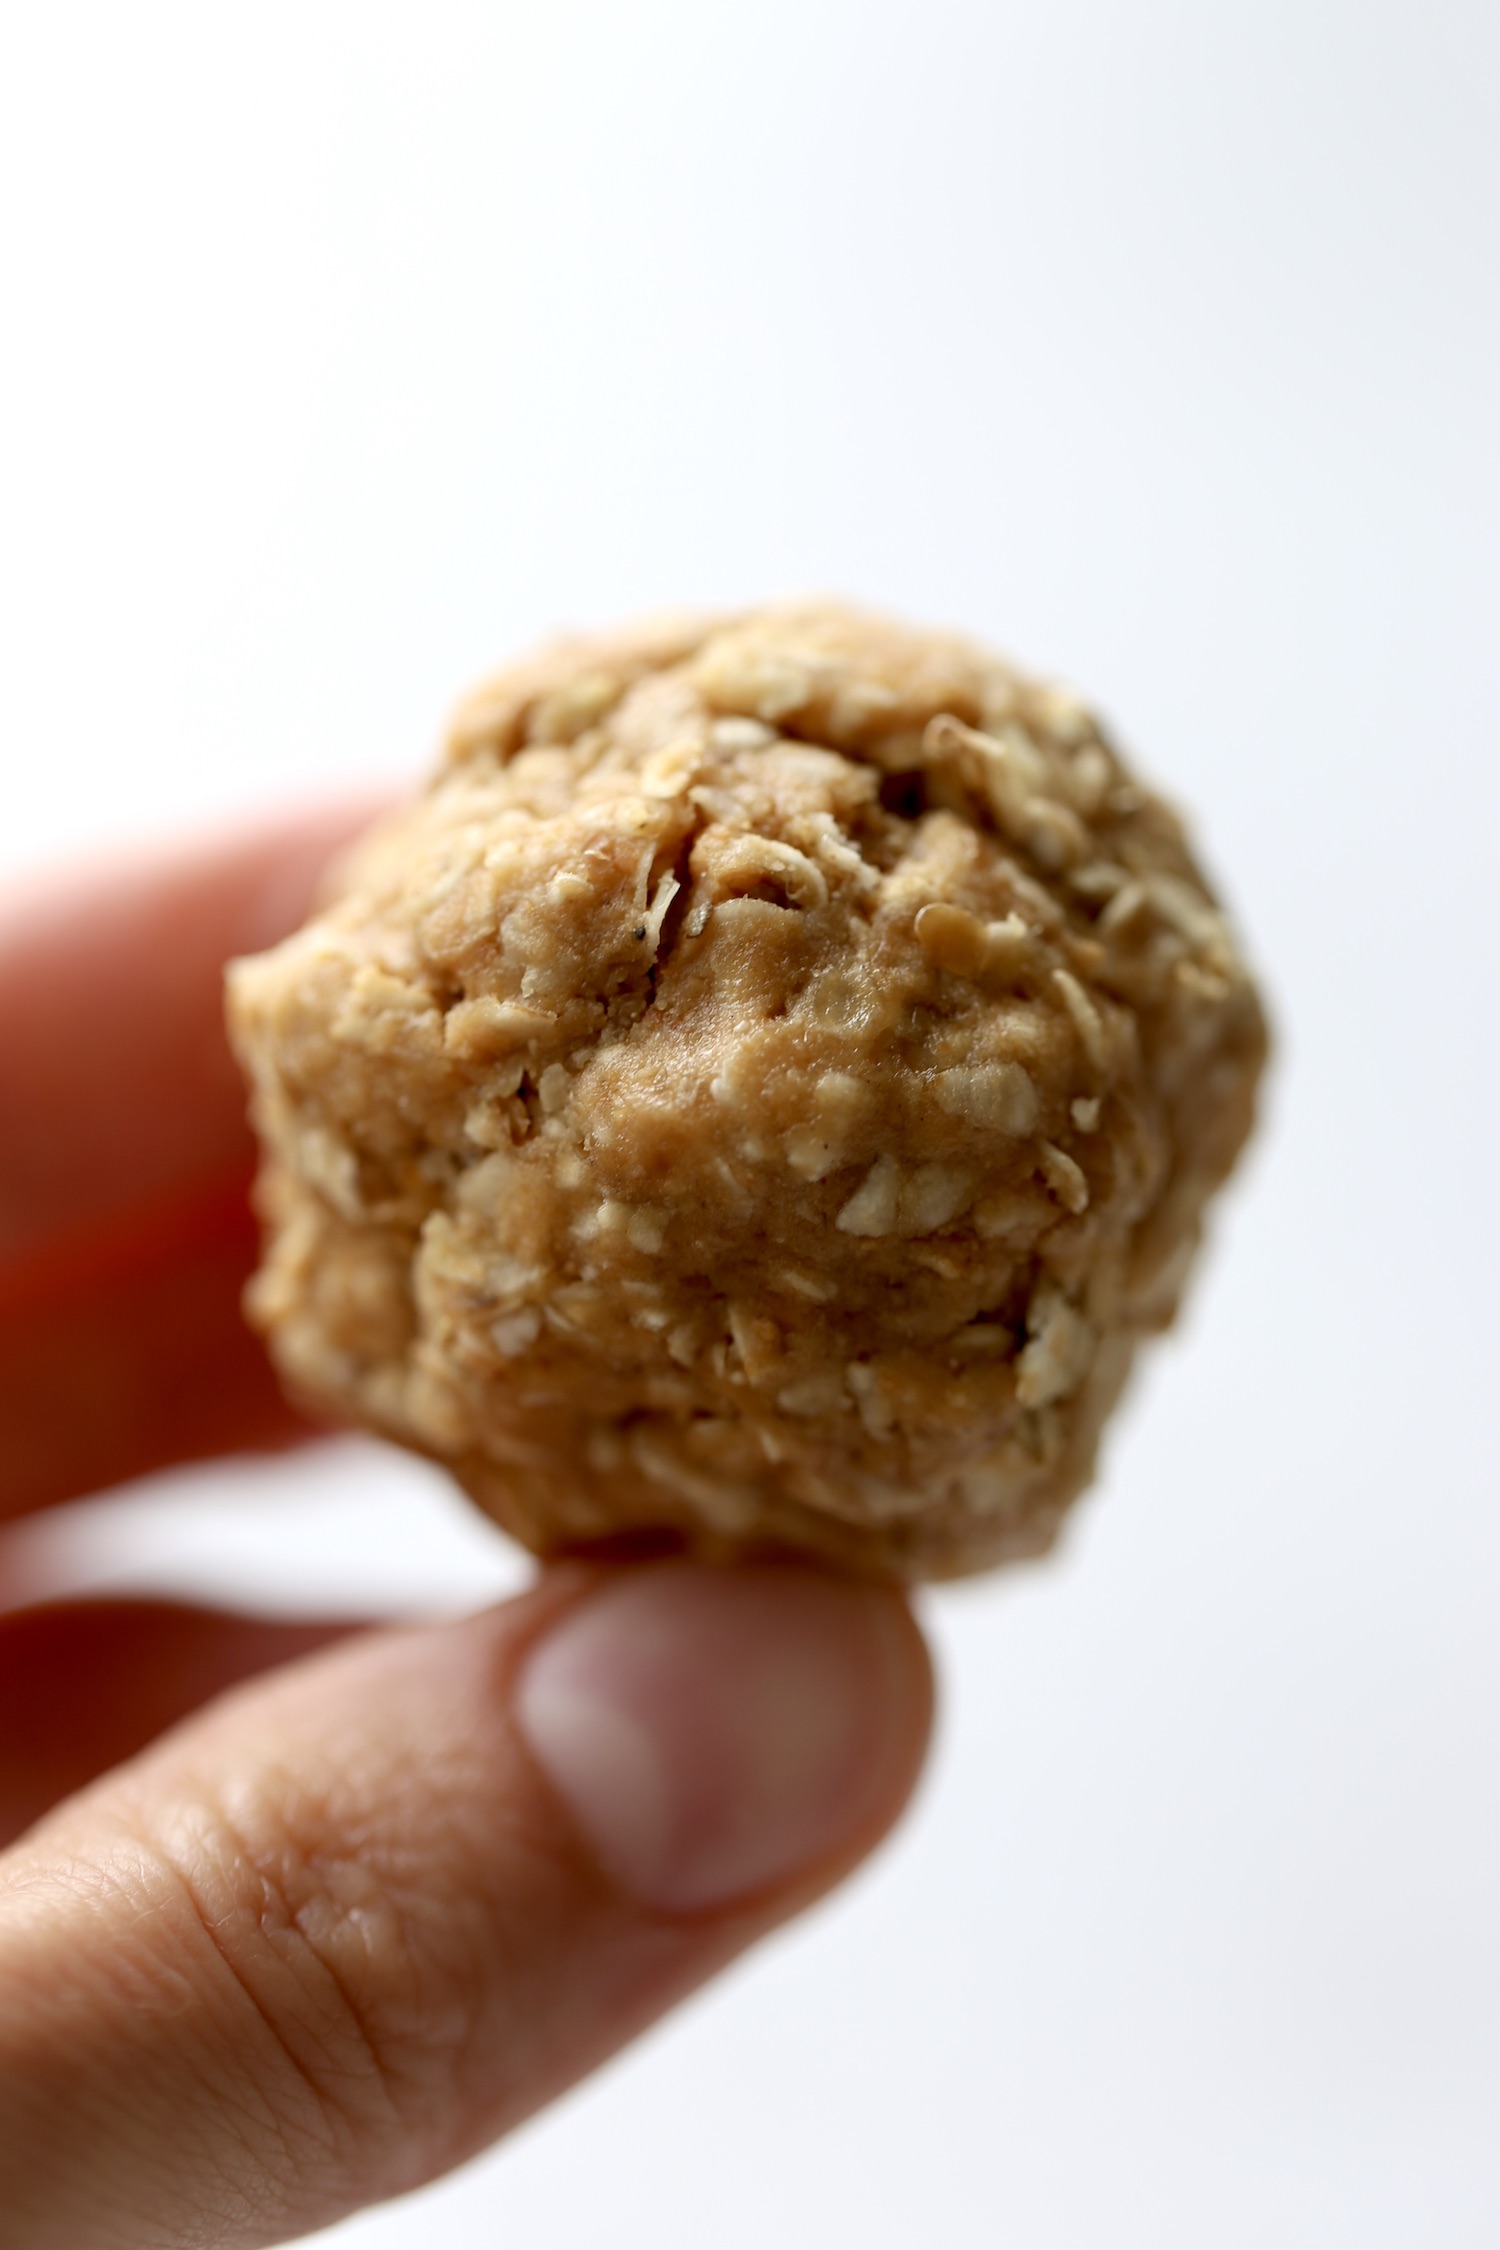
0,812,935,2248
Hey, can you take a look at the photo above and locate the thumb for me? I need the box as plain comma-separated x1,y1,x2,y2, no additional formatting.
0,1561,932,2249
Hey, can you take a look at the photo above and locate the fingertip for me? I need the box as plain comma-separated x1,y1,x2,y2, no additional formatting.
516,1561,935,1916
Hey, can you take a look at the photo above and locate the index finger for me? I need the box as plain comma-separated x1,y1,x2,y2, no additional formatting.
0,802,389,1520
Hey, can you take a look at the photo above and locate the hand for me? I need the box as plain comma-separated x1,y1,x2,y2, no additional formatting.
0,814,934,2249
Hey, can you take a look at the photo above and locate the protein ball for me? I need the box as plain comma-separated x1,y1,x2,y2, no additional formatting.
227,603,1267,1580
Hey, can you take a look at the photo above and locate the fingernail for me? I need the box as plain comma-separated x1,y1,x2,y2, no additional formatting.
516,1563,921,1914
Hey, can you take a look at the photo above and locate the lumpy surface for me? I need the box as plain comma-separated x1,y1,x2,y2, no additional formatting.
229,604,1266,1578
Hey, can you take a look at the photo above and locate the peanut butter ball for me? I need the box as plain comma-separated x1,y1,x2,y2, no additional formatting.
228,604,1266,1579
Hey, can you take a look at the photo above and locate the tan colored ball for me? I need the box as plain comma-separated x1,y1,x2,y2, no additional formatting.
228,603,1266,1579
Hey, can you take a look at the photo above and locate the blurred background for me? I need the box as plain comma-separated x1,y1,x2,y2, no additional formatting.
2,1,1497,2242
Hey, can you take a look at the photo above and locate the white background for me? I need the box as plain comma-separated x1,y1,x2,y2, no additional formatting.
3,2,1498,2243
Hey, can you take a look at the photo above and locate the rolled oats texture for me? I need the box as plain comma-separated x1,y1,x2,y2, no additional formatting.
227,602,1267,1580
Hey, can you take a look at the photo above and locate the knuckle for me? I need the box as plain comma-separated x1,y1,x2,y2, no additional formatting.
137,1784,482,2169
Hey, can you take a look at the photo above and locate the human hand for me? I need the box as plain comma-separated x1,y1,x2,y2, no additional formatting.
0,814,934,2248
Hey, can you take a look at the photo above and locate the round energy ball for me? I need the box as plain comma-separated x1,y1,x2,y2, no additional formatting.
228,604,1266,1579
